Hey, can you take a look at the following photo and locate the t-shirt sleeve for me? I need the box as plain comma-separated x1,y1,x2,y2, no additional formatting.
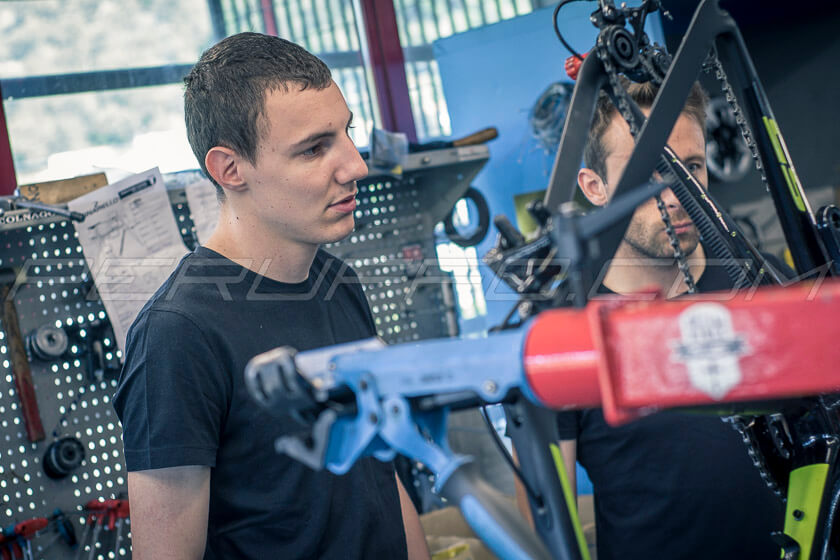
556,410,581,440
113,308,230,471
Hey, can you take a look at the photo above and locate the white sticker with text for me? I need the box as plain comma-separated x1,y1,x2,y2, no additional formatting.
671,303,750,400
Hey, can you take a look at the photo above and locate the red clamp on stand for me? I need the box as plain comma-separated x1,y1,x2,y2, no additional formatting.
85,499,106,526
114,500,130,521
523,280,840,425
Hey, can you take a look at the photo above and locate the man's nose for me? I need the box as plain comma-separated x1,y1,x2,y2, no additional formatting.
659,187,682,209
336,137,368,185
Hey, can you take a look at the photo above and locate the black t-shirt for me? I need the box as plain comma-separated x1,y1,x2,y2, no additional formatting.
557,256,786,560
114,247,407,560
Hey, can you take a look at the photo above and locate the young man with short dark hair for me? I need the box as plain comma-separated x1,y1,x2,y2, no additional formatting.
555,80,785,559
114,33,428,559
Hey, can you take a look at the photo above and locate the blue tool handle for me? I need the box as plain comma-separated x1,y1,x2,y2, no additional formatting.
438,462,552,560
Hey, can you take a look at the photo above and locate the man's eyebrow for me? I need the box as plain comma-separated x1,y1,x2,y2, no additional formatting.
289,112,353,151
683,153,706,163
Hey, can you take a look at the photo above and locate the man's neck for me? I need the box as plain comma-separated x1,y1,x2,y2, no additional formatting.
602,242,706,297
203,204,318,284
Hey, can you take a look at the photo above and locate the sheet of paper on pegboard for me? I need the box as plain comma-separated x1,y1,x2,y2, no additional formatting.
67,168,188,353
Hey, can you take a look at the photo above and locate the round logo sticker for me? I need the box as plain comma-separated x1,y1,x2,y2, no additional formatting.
671,303,750,400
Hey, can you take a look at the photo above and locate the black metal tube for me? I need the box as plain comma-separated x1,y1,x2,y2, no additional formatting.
714,33,828,277
505,398,587,560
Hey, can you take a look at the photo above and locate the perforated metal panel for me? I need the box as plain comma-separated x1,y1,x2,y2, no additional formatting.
330,146,489,343
0,216,129,559
0,147,488,556
331,175,446,343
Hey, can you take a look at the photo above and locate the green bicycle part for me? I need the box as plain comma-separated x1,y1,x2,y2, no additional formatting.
782,463,829,560
550,443,592,560
762,116,806,213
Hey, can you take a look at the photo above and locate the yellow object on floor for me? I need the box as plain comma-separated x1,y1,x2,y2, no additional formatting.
420,495,598,560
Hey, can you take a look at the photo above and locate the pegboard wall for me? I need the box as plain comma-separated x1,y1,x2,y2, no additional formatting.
0,146,488,558
328,175,454,343
0,215,130,560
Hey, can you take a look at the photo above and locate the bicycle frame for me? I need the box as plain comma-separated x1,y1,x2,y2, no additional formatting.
541,1,840,557
544,0,834,291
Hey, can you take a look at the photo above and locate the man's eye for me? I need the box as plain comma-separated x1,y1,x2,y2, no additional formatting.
302,144,323,157
688,162,703,173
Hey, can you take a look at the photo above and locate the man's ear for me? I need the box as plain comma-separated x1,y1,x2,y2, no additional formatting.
577,167,609,206
205,147,248,193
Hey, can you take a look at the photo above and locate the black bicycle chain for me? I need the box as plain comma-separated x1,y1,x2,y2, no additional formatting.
706,53,787,499
706,55,767,186
655,193,698,293
722,416,785,499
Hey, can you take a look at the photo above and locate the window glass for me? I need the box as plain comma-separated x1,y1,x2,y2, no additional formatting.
259,0,375,147
6,85,193,183
1,0,375,185
393,0,537,140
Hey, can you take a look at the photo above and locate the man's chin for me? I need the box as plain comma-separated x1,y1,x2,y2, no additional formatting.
678,233,701,257
322,218,356,245
640,240,700,260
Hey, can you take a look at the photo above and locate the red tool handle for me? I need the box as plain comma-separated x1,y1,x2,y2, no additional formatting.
87,498,127,511
115,500,130,518
1,285,45,442
85,499,107,511
85,498,130,528
14,517,47,538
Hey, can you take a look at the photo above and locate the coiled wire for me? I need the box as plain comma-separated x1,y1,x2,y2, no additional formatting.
529,81,572,153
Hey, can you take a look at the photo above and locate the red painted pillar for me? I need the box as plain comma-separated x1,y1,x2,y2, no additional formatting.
359,0,418,142
0,88,17,195
260,0,279,36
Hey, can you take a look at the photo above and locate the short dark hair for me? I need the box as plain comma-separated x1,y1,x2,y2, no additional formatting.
583,78,709,182
184,32,332,198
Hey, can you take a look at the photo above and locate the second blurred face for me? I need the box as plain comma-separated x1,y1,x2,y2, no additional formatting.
602,111,708,259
